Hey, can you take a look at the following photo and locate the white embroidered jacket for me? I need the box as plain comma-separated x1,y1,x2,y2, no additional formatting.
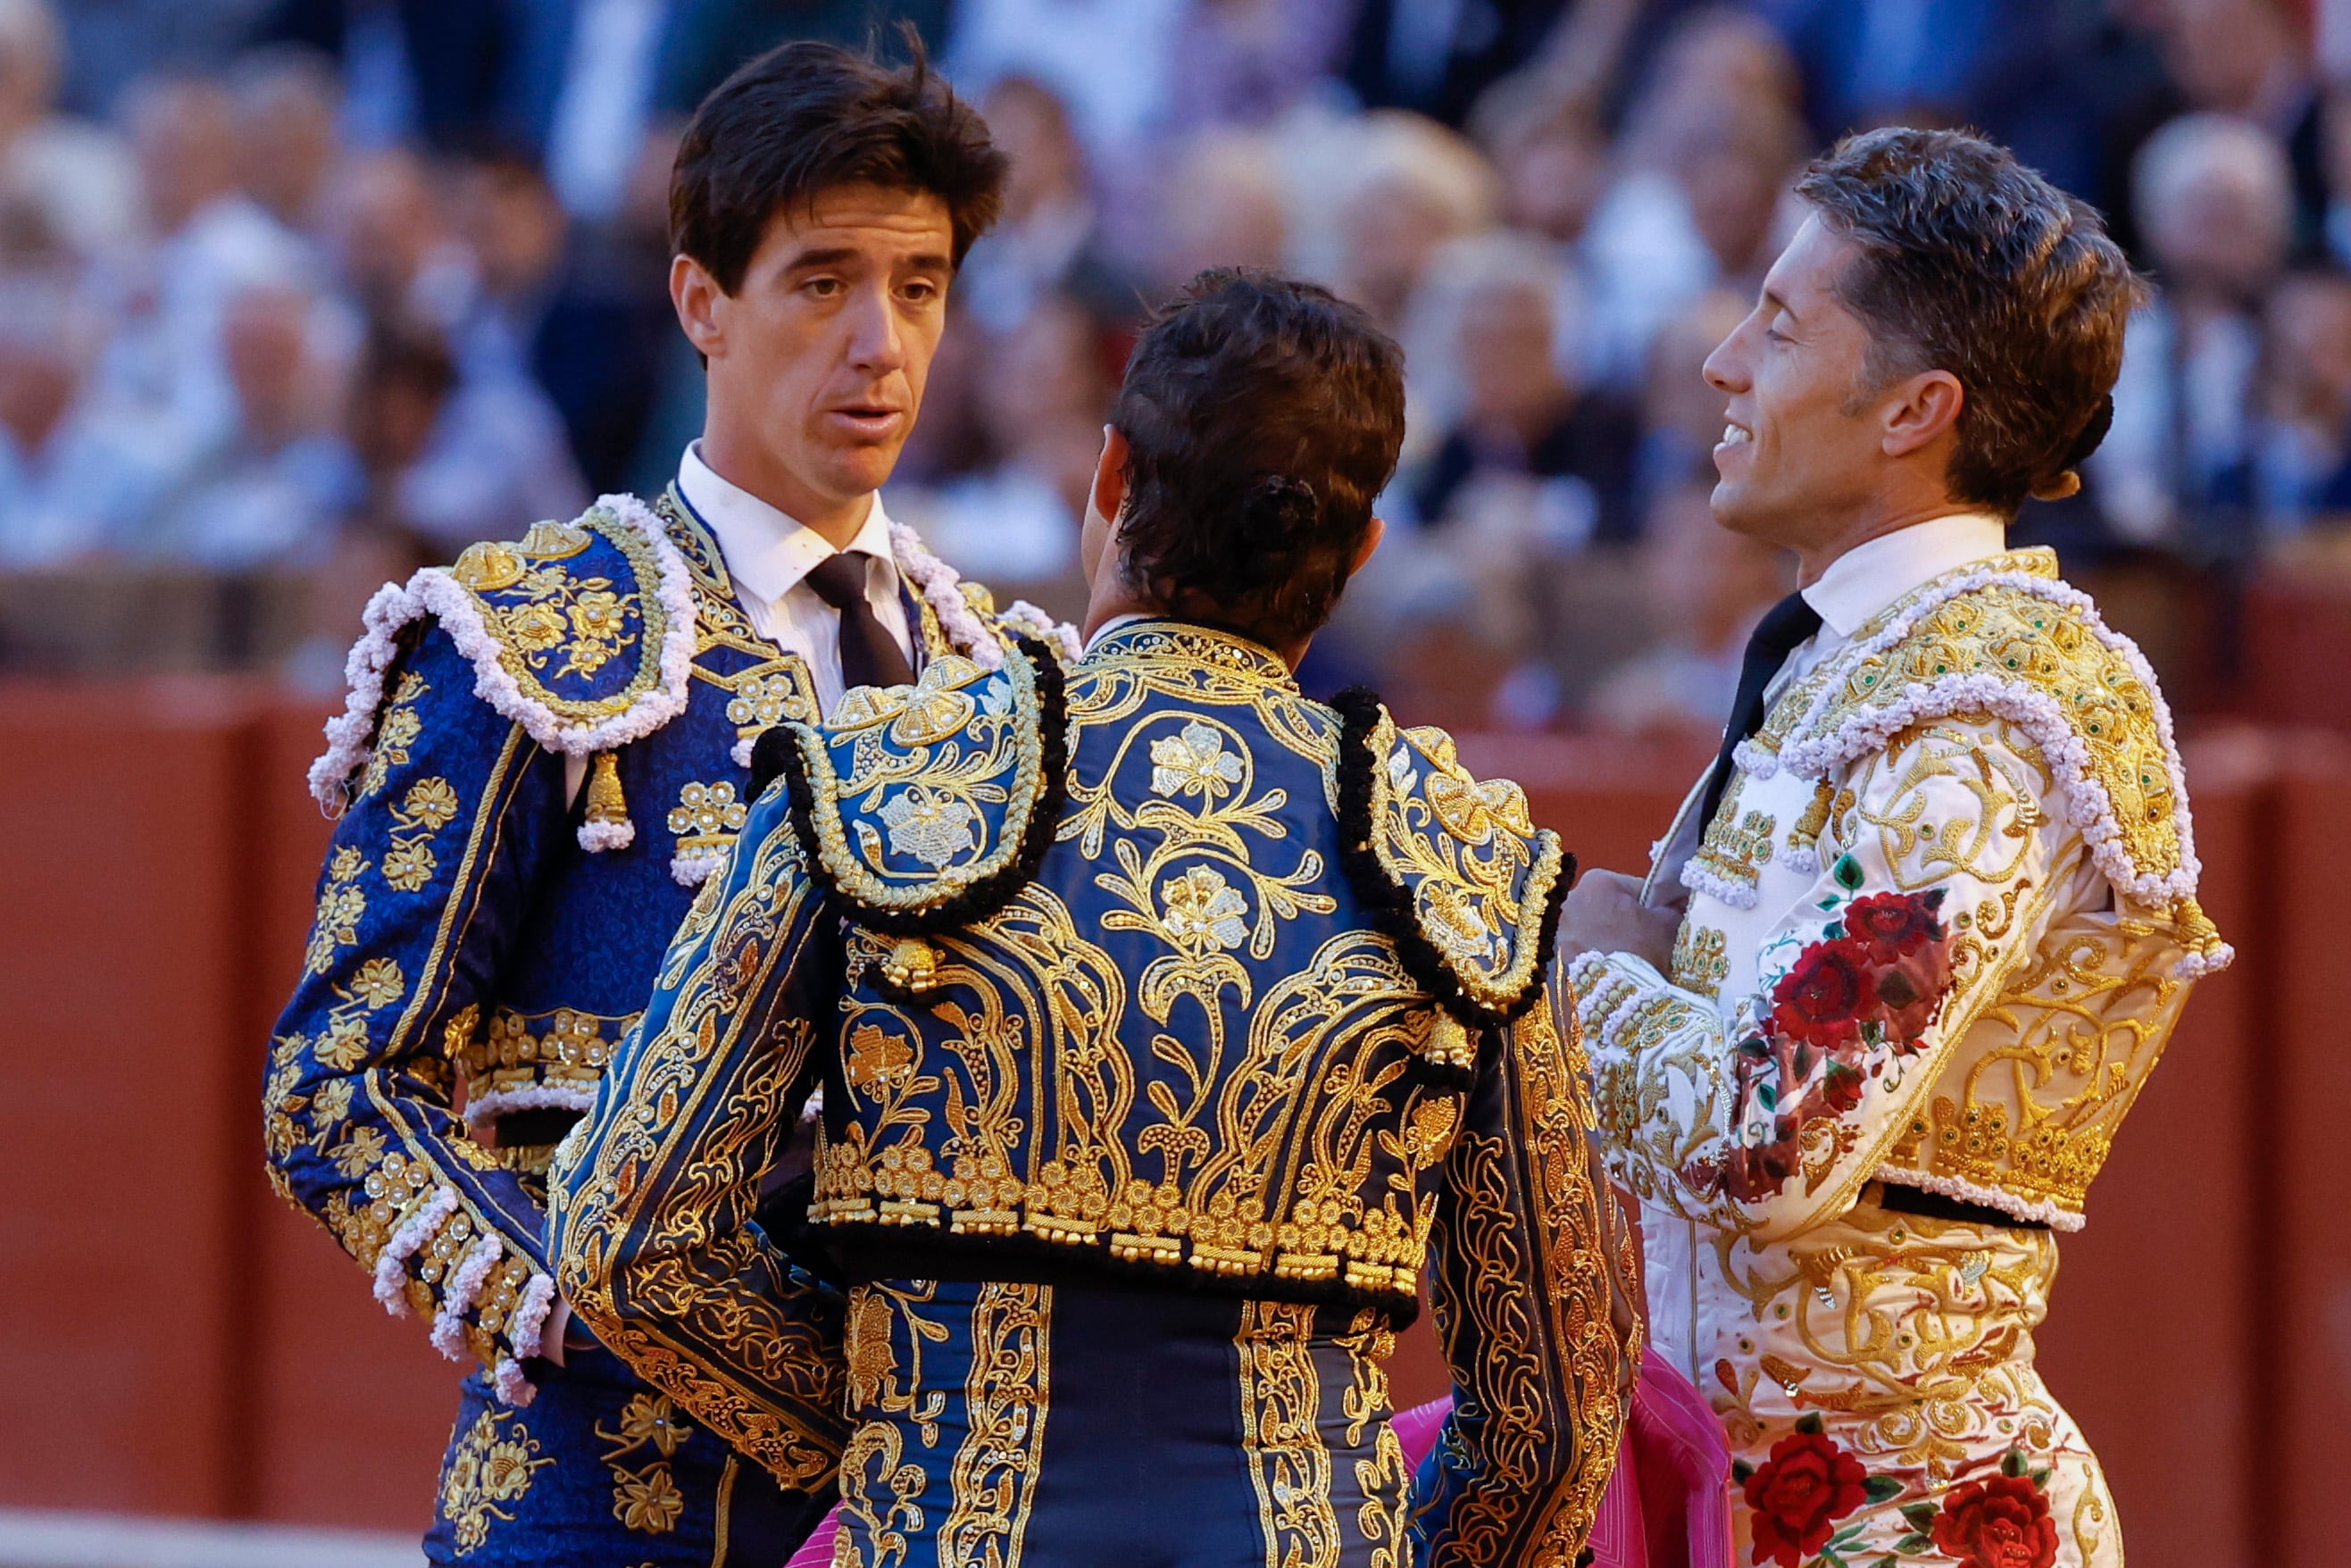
1570,539,2228,1371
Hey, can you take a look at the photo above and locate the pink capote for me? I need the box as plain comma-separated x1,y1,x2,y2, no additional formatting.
783,1352,1730,1568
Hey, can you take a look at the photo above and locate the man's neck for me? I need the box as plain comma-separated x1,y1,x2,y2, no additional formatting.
1080,590,1307,670
696,430,871,549
1795,497,1985,587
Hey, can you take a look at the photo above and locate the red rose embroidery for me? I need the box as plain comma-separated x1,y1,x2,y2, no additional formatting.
1929,1472,2059,1568
1742,1428,1868,1567
1843,890,1946,961
1770,938,1878,1048
1821,1061,1865,1113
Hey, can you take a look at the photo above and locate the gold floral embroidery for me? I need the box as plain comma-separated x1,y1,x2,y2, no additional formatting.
451,502,676,722
382,776,461,891
357,671,427,800
439,1407,551,1555
609,1463,685,1534
1358,708,1566,1014
1151,719,1246,800
304,847,370,974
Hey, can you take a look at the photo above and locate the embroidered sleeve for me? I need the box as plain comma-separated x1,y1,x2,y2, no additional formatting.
550,782,849,1491
1575,718,2066,1242
1412,970,1641,1567
263,623,571,1403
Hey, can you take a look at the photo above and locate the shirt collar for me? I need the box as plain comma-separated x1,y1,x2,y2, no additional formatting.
1799,511,2009,638
1082,612,1148,653
677,441,900,608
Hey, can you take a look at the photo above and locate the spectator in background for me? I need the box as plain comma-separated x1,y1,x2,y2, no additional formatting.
1588,477,1788,737
955,73,1131,334
0,273,108,563
227,46,339,239
1341,0,1570,128
0,0,134,262
1330,110,1499,333
2145,0,2327,251
342,310,454,551
326,146,585,554
76,71,312,537
2096,112,2294,553
1582,5,1805,386
895,292,1104,613
2244,266,2351,536
1405,229,1641,546
135,279,354,568
1148,128,1290,290
1165,0,1351,132
947,0,1183,162
1636,286,1752,513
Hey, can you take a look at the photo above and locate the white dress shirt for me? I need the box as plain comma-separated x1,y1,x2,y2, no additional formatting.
677,441,917,719
1650,511,2010,897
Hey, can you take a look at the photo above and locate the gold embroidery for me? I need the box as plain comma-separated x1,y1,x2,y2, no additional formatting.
1689,782,1776,896
791,649,1049,915
670,780,749,863
1800,555,2189,889
1670,923,1730,998
438,1407,551,1555
938,1282,1049,1568
1338,1310,1410,1568
384,776,460,891
1359,708,1567,1015
454,501,673,716
358,671,427,800
305,847,370,974
1237,1300,1338,1568
454,1005,638,1099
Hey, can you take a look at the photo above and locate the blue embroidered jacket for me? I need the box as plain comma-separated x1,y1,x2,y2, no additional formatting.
261,488,1065,1460
553,620,1643,1561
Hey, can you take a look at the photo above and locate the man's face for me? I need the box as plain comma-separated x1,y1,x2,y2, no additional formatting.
696,183,955,515
1702,215,1888,550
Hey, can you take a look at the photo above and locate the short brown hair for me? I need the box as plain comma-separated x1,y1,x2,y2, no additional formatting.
1112,271,1405,646
671,38,1005,294
1797,126,2147,513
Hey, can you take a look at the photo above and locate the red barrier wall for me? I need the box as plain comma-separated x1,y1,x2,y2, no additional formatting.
0,688,2330,1563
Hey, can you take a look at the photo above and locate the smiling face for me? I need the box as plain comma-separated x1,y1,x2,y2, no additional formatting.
677,181,954,539
1702,214,1901,556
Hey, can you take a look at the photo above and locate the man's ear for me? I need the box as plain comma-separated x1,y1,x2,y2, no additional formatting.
1090,425,1130,527
1880,368,1964,459
1350,515,1387,576
671,254,725,360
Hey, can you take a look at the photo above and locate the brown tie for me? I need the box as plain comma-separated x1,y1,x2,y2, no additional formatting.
803,551,913,692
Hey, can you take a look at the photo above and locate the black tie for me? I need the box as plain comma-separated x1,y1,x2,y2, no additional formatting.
1693,590,1822,831
803,551,913,694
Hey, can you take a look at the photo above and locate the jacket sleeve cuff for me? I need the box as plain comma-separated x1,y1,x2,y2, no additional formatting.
370,1183,558,1403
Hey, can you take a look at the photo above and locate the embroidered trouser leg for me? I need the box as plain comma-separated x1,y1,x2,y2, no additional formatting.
425,1343,831,1565
830,1280,1412,1568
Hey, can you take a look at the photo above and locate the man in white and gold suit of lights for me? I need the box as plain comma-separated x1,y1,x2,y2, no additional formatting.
1561,127,2230,1568
554,270,1643,1567
262,41,1074,1566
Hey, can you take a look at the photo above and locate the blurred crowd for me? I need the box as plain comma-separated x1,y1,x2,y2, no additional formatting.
3,0,2348,730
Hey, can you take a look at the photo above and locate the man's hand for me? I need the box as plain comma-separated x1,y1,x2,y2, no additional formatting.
1559,869,1681,971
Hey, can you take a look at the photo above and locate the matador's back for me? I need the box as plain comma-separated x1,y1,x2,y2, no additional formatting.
559,617,1643,1566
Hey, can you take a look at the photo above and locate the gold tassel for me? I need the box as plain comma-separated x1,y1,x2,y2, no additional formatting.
581,751,631,847
1425,1010,1476,1072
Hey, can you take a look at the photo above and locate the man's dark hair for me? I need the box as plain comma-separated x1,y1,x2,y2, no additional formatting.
1797,126,2148,513
1111,271,1405,646
671,38,1005,293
